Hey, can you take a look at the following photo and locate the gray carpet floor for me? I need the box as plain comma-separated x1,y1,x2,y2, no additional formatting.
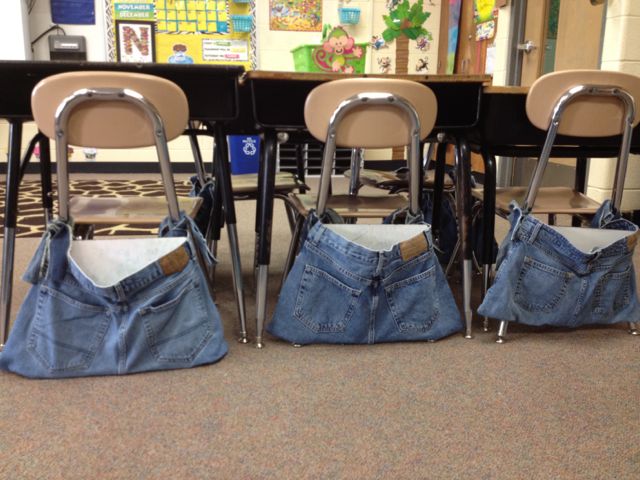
0,175,638,479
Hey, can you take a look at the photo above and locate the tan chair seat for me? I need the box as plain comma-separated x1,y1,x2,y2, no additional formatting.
290,193,408,218
69,195,202,225
472,186,602,215
231,171,304,194
344,168,454,190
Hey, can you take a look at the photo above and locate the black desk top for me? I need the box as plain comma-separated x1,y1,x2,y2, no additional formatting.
470,85,640,156
243,71,491,132
0,60,244,122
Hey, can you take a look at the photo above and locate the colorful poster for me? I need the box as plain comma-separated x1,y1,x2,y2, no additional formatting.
155,0,228,34
447,0,462,74
270,0,322,32
202,39,249,62
474,0,496,41
108,0,253,68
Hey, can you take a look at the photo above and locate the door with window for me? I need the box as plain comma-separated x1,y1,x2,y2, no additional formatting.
511,0,606,185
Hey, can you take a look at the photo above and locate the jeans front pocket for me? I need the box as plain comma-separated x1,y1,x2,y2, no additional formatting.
592,266,632,318
384,265,439,333
294,264,362,333
514,256,572,313
140,279,213,363
28,285,109,372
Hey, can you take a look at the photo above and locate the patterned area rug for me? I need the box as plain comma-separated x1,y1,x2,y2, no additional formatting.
0,179,194,238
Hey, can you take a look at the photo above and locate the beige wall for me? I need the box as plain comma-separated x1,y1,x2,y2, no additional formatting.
587,0,640,210
490,3,512,86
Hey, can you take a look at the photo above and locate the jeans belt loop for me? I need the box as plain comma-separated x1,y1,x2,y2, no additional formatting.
526,221,543,245
309,220,325,245
510,212,525,242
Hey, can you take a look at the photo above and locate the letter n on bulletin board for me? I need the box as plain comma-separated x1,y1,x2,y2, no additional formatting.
115,20,156,63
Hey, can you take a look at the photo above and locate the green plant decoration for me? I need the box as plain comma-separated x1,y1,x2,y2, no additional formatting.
381,0,433,74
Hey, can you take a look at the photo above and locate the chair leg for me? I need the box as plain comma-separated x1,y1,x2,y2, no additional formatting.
480,151,497,333
482,264,492,332
629,322,639,335
281,213,305,289
255,264,269,349
227,223,249,344
38,137,54,225
73,223,95,240
496,320,509,343
206,182,224,286
444,238,460,277
277,193,297,233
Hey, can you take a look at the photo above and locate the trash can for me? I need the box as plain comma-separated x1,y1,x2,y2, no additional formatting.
228,135,260,175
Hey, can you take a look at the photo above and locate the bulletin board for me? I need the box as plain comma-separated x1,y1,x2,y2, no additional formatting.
104,0,256,68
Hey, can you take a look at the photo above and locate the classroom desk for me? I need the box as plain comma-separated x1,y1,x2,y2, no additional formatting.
243,71,492,346
467,85,640,326
0,60,249,347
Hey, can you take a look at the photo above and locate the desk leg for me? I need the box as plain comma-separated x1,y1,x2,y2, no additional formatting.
481,151,496,332
255,130,277,349
573,156,587,227
454,137,473,339
1,120,23,349
213,124,248,344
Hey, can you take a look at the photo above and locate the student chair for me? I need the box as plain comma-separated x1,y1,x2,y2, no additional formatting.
475,69,640,340
33,74,203,237
261,77,439,347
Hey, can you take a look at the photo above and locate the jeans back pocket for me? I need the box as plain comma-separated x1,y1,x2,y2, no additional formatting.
592,266,632,318
294,264,362,333
28,285,109,372
140,279,213,363
514,256,572,313
384,265,439,333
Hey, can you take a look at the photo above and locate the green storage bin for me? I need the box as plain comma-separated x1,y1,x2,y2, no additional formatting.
292,43,367,74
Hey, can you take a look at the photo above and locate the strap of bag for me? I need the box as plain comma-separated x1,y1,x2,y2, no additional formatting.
22,219,73,284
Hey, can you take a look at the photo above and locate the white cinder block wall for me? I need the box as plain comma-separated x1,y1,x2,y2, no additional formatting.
588,0,640,210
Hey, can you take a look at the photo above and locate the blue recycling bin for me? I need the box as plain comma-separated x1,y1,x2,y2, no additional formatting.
228,135,261,175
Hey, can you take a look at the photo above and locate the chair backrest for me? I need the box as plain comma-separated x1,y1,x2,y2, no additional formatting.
304,78,437,148
31,71,189,148
526,69,640,137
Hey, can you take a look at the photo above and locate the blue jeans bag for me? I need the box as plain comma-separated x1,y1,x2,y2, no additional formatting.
268,210,463,345
0,213,228,378
478,201,640,328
